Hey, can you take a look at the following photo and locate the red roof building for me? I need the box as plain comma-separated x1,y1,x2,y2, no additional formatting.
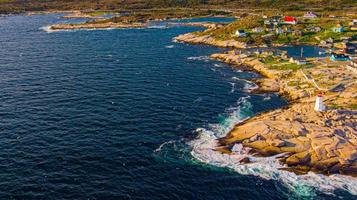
284,16,297,24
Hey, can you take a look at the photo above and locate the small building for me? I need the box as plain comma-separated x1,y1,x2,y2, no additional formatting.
293,30,303,36
330,53,350,61
289,57,307,65
284,16,297,25
264,19,272,25
349,19,357,26
235,30,247,37
283,27,292,33
275,27,283,34
332,24,344,33
304,12,318,18
306,26,321,32
314,93,326,112
252,27,264,33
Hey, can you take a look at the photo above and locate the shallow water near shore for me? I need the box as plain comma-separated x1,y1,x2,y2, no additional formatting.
0,14,356,199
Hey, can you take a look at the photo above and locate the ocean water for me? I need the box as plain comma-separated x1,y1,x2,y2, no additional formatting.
0,14,355,200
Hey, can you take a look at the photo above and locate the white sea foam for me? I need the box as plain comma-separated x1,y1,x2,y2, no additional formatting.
187,56,211,62
214,63,224,68
262,94,272,101
231,77,258,92
243,80,259,92
41,25,57,33
165,45,175,49
189,96,357,197
155,140,176,153
229,82,236,93
148,25,168,29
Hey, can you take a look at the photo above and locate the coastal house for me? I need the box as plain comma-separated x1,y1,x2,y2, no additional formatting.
306,26,322,32
349,19,357,26
284,27,292,33
349,20,357,31
304,12,318,18
320,38,334,48
332,24,344,33
235,30,247,37
252,27,264,33
293,30,303,36
264,19,272,25
275,27,283,34
289,57,307,65
330,53,351,61
284,16,297,25
264,16,281,26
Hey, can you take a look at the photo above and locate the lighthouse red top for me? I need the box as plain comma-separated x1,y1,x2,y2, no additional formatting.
317,93,324,97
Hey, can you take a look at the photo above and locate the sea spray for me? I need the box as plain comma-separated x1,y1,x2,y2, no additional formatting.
187,56,211,62
189,96,357,197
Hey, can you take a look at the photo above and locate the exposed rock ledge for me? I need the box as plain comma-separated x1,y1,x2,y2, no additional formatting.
49,22,146,30
174,33,247,48
219,103,357,176
208,52,357,176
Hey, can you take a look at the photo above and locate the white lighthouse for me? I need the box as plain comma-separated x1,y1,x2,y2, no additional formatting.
314,93,326,112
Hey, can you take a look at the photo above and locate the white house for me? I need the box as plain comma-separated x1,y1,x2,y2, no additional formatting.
289,57,307,65
252,27,264,33
276,27,283,34
235,30,247,37
304,12,318,18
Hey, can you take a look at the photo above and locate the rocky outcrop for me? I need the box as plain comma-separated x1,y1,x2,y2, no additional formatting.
174,23,357,177
174,33,247,48
49,22,146,30
219,103,357,176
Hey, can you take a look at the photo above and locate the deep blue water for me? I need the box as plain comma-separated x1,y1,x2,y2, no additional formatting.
278,45,326,58
0,14,355,200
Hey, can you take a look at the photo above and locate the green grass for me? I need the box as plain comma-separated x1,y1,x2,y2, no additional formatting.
268,63,311,71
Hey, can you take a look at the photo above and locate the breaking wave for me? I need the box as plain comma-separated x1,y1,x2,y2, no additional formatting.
231,77,259,92
187,56,211,62
147,25,168,29
188,96,357,197
165,45,175,49
243,80,259,92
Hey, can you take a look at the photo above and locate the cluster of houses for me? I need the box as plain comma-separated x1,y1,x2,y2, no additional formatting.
235,12,356,39
235,12,316,37
235,15,300,37
233,12,357,65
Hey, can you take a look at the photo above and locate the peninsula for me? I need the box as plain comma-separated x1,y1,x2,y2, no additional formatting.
175,12,357,176
47,9,231,31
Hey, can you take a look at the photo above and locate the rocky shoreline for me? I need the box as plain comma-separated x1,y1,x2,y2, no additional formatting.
174,32,357,176
49,22,146,30
174,32,248,48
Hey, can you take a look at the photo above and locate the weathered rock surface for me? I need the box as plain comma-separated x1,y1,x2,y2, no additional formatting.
174,33,247,48
50,22,146,30
175,24,357,177
220,103,357,176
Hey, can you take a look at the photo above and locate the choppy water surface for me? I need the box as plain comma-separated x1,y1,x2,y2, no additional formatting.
0,14,355,199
